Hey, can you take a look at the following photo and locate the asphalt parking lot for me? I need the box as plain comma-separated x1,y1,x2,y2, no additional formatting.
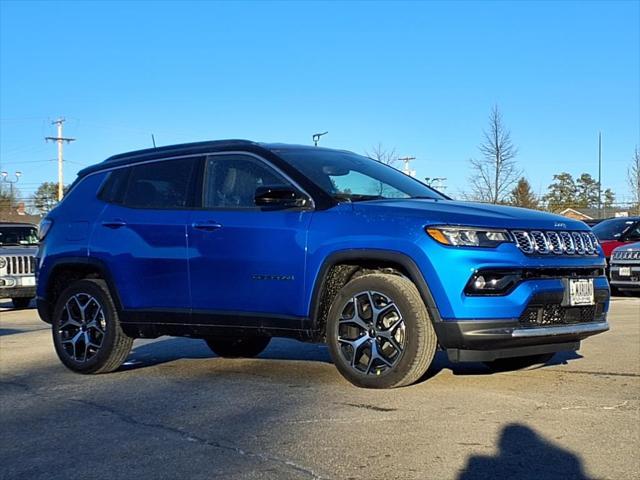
1,297,638,480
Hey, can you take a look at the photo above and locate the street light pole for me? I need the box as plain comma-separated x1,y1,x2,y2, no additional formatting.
1,171,22,207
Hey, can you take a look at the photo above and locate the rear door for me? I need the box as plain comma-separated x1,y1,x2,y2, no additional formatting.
92,157,199,314
188,153,312,328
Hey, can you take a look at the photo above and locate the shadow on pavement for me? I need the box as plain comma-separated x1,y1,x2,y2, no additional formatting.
121,336,332,371
419,349,583,382
0,328,26,336
458,423,589,480
121,336,583,379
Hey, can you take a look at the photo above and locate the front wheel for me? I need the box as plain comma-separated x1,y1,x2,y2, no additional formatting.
52,279,133,374
11,297,33,309
484,353,555,372
326,273,437,389
204,336,271,358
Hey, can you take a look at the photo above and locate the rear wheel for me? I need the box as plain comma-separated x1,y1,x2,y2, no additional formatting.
484,353,555,371
205,336,271,358
52,279,133,374
326,273,437,389
11,297,33,309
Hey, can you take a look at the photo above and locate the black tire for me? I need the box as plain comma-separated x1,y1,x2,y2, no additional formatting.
326,273,437,389
11,297,33,309
52,279,133,374
205,336,271,358
484,353,555,372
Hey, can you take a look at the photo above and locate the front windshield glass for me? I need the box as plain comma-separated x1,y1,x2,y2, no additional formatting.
0,226,38,246
592,218,636,240
275,149,446,201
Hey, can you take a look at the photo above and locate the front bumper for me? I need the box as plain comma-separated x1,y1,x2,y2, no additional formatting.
434,288,609,362
0,286,36,299
610,262,640,290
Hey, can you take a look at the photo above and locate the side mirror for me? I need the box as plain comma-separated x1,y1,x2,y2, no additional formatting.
254,185,310,208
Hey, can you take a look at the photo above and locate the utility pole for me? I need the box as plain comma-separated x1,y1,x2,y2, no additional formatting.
597,132,602,219
45,118,75,201
398,156,416,177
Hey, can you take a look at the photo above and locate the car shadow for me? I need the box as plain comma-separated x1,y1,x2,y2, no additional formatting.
419,349,584,382
457,423,590,479
0,299,35,311
120,336,332,371
121,335,583,379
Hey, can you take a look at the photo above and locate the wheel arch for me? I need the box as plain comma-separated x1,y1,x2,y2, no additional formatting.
38,257,123,324
309,250,442,339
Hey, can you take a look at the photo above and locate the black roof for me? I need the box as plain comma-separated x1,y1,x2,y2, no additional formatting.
78,140,339,177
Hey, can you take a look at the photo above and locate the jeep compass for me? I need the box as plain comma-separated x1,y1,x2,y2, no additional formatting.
36,140,610,388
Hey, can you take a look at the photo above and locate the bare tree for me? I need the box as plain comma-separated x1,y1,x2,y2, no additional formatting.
365,143,398,166
629,147,640,211
468,105,521,204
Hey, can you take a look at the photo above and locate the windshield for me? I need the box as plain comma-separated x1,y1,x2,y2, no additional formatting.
275,149,446,201
0,226,38,246
592,218,638,240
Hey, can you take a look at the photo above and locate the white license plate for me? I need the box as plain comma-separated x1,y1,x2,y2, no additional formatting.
619,266,632,277
569,278,594,306
20,277,36,286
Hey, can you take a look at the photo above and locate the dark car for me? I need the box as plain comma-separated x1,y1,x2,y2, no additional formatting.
592,217,640,259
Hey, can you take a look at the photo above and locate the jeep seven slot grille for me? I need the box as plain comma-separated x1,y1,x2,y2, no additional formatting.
511,230,599,256
3,256,36,275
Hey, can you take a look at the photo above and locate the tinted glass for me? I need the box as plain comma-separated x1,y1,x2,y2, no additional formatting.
0,226,38,246
592,218,638,240
203,155,290,208
99,168,131,204
123,158,196,209
275,149,446,201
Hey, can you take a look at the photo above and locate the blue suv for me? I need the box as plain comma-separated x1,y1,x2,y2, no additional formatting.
36,140,610,388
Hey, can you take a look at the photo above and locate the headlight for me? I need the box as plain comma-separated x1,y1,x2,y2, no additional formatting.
0,257,6,269
425,226,512,247
39,218,53,241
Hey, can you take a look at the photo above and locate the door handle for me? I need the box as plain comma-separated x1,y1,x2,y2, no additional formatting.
102,219,127,229
192,221,223,231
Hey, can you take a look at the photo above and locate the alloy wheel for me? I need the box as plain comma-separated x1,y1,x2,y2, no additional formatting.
336,290,406,375
57,293,106,362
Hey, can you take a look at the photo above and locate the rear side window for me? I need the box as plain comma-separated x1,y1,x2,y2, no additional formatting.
99,168,131,204
122,158,198,209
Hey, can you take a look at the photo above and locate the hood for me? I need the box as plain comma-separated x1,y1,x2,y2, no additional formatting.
0,245,38,256
352,199,588,230
613,241,640,252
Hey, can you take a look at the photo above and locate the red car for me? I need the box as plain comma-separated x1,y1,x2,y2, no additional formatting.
592,217,640,258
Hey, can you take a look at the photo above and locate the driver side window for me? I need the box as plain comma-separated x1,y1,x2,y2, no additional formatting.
202,154,291,209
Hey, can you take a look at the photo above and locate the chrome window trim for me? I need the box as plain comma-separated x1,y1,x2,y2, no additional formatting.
73,151,315,210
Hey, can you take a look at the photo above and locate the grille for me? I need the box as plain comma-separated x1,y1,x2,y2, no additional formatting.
612,250,640,261
519,303,604,326
3,256,36,275
511,230,598,256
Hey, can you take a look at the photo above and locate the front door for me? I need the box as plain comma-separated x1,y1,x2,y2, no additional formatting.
188,153,312,329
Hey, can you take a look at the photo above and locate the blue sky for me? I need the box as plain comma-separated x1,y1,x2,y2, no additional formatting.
1,0,638,203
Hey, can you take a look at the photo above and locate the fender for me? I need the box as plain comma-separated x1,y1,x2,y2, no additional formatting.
309,249,443,332
37,256,124,323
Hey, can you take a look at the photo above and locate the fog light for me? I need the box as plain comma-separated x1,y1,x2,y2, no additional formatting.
465,270,522,295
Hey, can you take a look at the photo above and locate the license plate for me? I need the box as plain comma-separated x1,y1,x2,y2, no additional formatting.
569,278,594,306
619,266,632,277
20,277,36,286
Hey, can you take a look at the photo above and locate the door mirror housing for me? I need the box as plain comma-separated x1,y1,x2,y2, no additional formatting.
254,186,311,208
